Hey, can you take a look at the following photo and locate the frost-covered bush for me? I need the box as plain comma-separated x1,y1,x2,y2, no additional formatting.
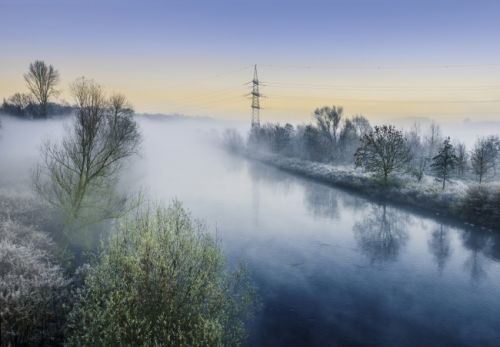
67,201,255,346
0,218,69,346
0,189,59,235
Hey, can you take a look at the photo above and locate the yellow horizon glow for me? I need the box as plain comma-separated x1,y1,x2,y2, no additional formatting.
1,59,499,123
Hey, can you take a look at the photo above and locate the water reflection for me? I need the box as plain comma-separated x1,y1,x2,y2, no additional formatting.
428,224,452,274
461,229,492,281
303,183,339,220
354,204,409,263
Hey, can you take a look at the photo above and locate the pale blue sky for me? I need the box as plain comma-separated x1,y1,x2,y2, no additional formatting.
1,0,499,121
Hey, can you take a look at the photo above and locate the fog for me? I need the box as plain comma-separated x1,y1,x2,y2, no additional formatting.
2,114,500,346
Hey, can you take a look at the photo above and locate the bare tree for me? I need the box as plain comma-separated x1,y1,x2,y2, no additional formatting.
6,93,33,116
406,123,427,182
471,137,496,184
430,137,457,190
354,125,411,183
424,122,442,159
351,114,372,137
455,142,468,177
24,60,60,118
34,77,140,229
313,105,343,146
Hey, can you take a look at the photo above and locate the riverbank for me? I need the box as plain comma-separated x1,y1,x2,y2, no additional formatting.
244,150,500,232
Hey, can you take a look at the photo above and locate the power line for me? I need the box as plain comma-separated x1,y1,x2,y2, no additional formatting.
264,82,500,91
260,63,500,70
266,93,500,104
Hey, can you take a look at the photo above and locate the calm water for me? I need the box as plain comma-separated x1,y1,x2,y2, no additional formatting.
129,118,500,347
2,116,500,346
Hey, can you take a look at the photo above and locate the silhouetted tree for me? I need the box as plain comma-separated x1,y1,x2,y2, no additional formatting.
24,60,60,118
354,125,411,183
34,77,140,232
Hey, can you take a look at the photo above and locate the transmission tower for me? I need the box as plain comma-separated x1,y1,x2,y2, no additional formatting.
250,64,261,128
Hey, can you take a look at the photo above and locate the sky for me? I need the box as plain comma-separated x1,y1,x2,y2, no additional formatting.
0,0,499,122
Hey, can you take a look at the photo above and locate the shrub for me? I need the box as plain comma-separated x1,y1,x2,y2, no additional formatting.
0,218,69,346
67,201,255,346
461,185,500,228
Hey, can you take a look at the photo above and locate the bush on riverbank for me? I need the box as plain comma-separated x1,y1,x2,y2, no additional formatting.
0,216,70,345
67,201,255,346
461,185,500,228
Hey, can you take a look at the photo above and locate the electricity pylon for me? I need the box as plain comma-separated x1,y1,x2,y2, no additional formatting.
251,65,261,128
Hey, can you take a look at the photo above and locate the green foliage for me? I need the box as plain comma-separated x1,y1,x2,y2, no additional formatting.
67,201,255,346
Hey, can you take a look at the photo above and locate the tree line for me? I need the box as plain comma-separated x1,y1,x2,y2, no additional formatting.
241,106,500,189
1,60,73,118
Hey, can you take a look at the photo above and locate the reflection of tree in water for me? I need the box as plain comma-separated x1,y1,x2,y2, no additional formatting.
428,224,452,274
461,229,492,281
303,183,340,220
354,204,409,263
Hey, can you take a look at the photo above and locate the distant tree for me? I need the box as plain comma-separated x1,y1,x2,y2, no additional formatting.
486,135,500,176
5,93,33,116
406,123,427,182
24,60,60,118
34,77,140,232
302,124,328,161
351,115,372,137
431,137,457,190
424,122,442,159
471,137,497,184
455,142,468,177
338,118,360,162
354,125,411,183
313,106,343,151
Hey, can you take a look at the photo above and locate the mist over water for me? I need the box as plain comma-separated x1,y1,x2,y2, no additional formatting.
2,115,500,346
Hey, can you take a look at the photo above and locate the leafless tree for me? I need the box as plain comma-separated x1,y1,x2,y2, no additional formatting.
24,60,60,118
471,137,497,184
406,123,427,181
351,114,372,137
354,125,411,183
455,142,468,177
313,105,343,145
424,122,442,158
34,77,140,229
